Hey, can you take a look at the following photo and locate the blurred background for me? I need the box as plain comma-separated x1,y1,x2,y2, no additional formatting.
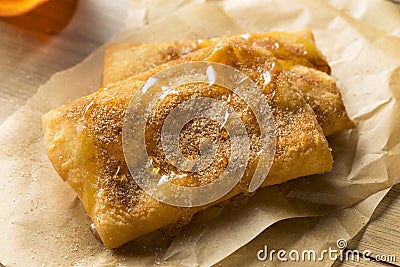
0,0,129,123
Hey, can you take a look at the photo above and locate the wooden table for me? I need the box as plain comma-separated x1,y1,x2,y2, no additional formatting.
0,0,129,123
0,1,398,266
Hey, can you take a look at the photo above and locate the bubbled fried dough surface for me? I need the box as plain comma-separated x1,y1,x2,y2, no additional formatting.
42,38,333,248
103,31,354,136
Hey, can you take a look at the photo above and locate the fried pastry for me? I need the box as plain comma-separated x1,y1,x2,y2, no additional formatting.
103,30,331,86
103,40,200,87
43,37,334,248
103,30,354,136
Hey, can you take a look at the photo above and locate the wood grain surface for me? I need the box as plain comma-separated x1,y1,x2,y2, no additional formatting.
0,1,398,266
0,0,129,123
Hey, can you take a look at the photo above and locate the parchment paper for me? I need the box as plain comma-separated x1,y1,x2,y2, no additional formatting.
1,0,400,266
329,0,400,37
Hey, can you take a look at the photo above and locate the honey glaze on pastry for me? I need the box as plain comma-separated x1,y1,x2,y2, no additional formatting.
42,34,351,248
104,30,354,136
